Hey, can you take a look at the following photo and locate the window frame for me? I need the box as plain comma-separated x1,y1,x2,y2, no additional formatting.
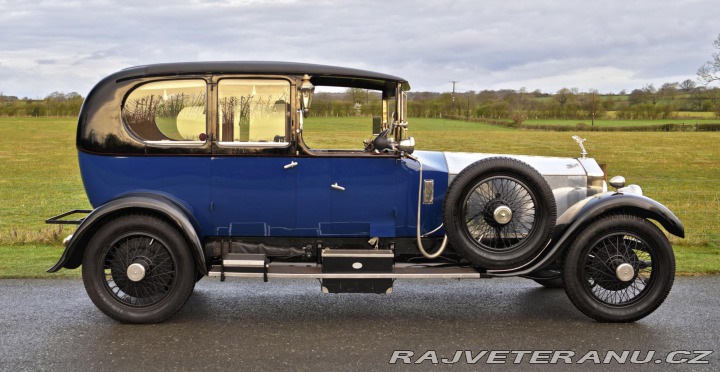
296,84,403,158
121,78,210,148
214,76,293,149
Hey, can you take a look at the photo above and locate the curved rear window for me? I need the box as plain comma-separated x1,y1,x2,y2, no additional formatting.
123,80,207,142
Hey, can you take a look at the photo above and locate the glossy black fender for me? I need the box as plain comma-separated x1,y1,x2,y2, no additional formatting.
488,192,684,277
47,193,207,274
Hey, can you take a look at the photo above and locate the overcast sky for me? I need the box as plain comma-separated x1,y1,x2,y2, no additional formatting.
0,0,718,98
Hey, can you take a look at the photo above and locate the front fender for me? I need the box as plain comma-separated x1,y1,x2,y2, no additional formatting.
554,192,685,240
487,192,684,277
48,193,207,274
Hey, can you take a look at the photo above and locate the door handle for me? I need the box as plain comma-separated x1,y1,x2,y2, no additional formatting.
331,182,345,191
284,161,298,169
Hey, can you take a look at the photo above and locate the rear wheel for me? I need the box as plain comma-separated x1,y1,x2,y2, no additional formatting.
443,157,556,270
562,214,675,322
82,214,196,323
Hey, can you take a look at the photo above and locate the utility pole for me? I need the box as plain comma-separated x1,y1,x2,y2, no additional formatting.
467,94,470,121
591,90,596,127
450,81,458,115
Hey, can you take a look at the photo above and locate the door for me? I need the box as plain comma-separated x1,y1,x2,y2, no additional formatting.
293,155,403,237
210,78,297,237
329,156,402,237
211,157,297,236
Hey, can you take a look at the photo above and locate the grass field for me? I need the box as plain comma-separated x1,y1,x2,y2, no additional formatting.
604,111,719,120
0,117,90,241
0,116,718,277
523,118,720,127
302,117,513,149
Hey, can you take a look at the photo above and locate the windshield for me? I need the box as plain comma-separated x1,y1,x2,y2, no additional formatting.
300,82,407,151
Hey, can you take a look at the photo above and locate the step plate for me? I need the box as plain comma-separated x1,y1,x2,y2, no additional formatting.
223,253,267,268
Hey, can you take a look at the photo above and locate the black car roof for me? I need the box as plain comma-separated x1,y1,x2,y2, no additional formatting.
115,61,410,90
77,61,410,155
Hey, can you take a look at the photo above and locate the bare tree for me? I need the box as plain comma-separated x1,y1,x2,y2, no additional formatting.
580,90,602,126
679,79,696,92
704,88,720,118
658,82,679,101
556,88,572,106
644,84,659,105
698,33,720,84
690,86,708,111
345,88,365,104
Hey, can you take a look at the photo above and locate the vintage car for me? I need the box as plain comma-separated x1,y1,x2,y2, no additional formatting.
47,62,684,324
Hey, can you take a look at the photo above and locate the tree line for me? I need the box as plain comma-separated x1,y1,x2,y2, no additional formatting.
308,81,720,124
3,83,720,122
0,92,84,117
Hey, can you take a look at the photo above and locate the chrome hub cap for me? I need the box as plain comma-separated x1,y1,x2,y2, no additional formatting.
127,263,147,282
493,206,513,225
615,263,635,282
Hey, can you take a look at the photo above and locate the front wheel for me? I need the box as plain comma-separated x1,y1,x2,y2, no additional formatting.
82,214,196,323
562,214,675,322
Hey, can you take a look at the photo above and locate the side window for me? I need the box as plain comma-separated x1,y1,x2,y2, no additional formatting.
122,80,207,143
217,79,289,146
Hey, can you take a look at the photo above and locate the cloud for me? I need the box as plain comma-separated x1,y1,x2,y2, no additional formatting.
0,0,717,97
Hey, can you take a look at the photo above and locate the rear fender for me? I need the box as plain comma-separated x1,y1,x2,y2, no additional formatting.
47,193,207,274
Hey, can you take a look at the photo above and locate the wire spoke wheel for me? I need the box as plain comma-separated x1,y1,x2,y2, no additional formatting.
582,233,653,306
462,176,537,253
443,157,556,270
103,233,176,307
82,214,196,323
562,214,675,323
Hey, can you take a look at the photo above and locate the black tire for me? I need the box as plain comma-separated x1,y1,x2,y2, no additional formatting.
82,214,196,324
533,278,564,288
562,214,675,322
531,269,564,289
443,157,556,269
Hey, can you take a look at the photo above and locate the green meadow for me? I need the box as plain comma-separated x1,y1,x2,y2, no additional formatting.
523,118,720,127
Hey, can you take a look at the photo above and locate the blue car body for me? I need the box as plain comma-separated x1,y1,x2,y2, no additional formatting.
78,150,448,240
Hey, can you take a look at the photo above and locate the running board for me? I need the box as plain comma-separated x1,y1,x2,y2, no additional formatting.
208,263,482,279
211,251,484,294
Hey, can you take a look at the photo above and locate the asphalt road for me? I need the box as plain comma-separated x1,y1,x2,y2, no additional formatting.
0,276,718,371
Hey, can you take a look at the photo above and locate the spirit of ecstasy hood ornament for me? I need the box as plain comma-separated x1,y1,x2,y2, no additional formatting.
572,135,588,159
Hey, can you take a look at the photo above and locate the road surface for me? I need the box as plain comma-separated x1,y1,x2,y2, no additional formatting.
0,276,717,370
